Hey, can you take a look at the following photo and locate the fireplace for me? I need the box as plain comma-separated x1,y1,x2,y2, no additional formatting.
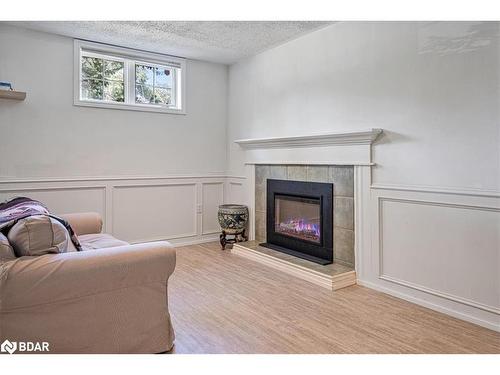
263,179,333,265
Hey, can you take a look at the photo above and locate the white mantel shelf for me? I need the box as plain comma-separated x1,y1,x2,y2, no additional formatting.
235,129,383,149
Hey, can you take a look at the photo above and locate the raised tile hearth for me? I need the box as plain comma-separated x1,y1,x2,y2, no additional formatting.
232,241,356,290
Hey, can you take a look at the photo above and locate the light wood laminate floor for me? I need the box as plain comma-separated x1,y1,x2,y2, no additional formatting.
168,242,500,354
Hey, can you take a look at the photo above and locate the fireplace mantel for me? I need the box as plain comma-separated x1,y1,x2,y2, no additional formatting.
234,129,383,166
235,129,382,149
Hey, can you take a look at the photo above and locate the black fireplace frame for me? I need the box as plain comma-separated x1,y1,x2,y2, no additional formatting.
264,179,333,265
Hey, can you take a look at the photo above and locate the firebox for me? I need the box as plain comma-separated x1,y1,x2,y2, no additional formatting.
263,179,333,265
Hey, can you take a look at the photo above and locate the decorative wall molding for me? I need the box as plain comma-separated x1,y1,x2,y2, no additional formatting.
0,174,231,247
111,182,199,242
377,196,500,219
371,183,500,198
375,196,500,317
357,279,500,333
0,184,108,229
379,274,500,315
201,182,225,235
353,165,371,278
235,129,383,149
245,161,374,166
110,181,199,189
225,178,246,207
0,184,107,191
0,173,230,184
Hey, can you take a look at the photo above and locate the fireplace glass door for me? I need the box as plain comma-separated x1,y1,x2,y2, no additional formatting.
274,194,321,244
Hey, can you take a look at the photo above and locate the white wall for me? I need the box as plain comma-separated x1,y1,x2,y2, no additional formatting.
0,24,230,246
227,22,500,330
227,22,499,193
0,24,228,178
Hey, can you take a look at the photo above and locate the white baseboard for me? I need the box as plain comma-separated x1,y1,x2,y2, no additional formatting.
357,279,500,332
168,234,220,247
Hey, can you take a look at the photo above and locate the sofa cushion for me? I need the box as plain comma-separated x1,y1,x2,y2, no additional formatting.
7,215,77,257
0,232,16,261
60,212,103,236
78,233,129,251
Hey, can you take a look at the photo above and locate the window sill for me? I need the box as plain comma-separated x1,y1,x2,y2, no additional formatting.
73,99,186,115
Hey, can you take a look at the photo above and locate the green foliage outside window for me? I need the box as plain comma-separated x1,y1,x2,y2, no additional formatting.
80,54,176,107
81,56,124,102
135,64,172,105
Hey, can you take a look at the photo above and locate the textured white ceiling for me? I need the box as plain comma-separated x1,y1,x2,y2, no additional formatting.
10,21,332,64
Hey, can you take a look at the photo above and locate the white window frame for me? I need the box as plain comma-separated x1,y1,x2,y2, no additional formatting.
74,40,186,115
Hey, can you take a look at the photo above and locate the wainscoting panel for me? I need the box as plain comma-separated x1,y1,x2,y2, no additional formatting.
0,186,106,219
226,178,245,204
0,175,230,246
363,186,500,330
378,197,500,313
202,182,224,235
112,183,197,243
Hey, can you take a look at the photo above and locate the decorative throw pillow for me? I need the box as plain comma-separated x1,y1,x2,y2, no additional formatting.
7,215,77,257
0,196,50,228
0,232,16,261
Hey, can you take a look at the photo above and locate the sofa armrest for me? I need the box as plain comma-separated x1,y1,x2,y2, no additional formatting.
0,241,176,311
59,212,103,235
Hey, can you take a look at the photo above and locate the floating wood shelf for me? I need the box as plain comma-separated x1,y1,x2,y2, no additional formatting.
0,90,26,101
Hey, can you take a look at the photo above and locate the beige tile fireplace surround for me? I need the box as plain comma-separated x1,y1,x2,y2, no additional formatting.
232,164,357,291
254,164,355,267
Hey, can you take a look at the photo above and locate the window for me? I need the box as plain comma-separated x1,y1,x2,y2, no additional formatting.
135,63,174,106
74,40,186,114
81,55,125,102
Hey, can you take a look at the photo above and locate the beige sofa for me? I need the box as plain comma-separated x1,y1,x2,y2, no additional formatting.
0,212,176,354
